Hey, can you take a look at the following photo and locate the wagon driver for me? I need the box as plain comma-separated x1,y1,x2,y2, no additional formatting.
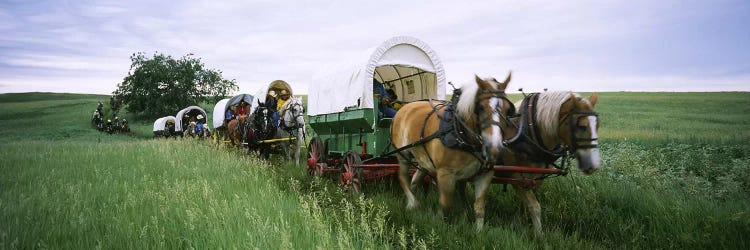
373,79,398,118
266,90,279,126
236,100,249,117
225,105,235,124
277,89,291,112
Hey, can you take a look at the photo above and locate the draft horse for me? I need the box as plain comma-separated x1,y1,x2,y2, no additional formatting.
390,73,514,230
276,97,306,165
227,115,252,148
250,101,277,159
496,91,601,235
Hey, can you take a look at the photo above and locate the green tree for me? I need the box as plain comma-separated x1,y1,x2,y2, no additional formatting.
114,52,238,118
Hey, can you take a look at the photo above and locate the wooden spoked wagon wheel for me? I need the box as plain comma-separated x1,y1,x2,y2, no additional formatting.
340,151,363,193
307,137,324,176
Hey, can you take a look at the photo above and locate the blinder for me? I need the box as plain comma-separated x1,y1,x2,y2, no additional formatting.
475,90,513,123
566,111,599,151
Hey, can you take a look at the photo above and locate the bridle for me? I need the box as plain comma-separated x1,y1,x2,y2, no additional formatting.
252,106,274,140
476,89,514,132
455,88,513,168
561,111,599,152
500,93,599,162
281,101,304,130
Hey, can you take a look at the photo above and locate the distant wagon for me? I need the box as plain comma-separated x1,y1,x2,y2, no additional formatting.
175,106,209,137
153,116,177,137
212,94,254,146
306,36,447,191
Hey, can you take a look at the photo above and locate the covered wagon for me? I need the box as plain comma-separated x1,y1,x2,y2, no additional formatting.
306,36,446,191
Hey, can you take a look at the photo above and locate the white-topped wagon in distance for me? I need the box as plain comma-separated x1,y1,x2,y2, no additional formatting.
175,106,209,138
153,116,177,137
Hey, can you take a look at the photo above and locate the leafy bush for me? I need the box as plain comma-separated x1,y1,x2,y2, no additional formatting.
114,52,238,118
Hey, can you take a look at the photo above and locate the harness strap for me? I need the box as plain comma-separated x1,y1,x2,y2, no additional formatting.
504,93,565,164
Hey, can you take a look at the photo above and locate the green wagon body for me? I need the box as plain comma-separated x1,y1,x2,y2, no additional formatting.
309,107,394,159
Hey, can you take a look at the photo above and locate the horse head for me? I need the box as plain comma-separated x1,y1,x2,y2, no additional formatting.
456,72,514,162
251,104,274,140
282,97,305,130
559,92,600,174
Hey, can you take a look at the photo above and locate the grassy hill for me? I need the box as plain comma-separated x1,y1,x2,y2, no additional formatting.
1,92,749,249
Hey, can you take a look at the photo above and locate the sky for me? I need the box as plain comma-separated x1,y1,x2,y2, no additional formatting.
1,0,748,95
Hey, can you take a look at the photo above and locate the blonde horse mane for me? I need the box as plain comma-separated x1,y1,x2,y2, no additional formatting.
456,81,480,122
536,91,580,138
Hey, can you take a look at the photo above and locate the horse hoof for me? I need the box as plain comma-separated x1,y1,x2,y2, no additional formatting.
406,202,419,210
475,218,484,232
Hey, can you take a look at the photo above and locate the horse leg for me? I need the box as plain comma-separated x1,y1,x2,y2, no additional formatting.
515,186,543,236
294,128,303,166
436,169,457,220
409,169,425,193
456,180,469,212
471,171,494,231
397,154,419,210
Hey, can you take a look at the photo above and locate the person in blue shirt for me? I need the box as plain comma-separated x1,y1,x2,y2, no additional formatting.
196,122,203,134
225,106,234,125
373,79,397,118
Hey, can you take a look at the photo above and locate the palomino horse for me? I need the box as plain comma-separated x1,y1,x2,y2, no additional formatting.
227,115,251,147
276,97,306,165
497,91,601,235
390,73,514,230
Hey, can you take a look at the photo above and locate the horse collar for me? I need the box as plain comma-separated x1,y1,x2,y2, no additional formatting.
504,93,565,164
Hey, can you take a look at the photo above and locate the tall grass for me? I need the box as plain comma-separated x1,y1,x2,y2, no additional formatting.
0,139,399,248
2,92,749,249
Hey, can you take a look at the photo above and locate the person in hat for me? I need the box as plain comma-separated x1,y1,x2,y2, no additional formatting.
97,100,103,113
266,90,278,110
105,119,113,134
276,89,290,111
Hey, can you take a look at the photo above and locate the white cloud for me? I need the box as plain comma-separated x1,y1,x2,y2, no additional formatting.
0,0,748,95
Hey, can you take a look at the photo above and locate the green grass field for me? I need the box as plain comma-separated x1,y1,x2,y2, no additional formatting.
1,92,748,249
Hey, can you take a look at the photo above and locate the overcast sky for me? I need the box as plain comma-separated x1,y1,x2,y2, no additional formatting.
1,0,748,95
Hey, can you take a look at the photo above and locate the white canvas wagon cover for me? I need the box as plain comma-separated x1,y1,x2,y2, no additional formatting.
175,106,208,132
153,116,176,132
252,80,293,113
211,98,230,129
212,94,255,129
308,36,446,116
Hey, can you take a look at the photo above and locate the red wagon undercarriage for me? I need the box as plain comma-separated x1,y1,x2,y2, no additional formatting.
307,139,565,193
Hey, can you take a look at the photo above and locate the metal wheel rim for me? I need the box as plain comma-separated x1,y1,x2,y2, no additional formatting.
344,152,362,193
